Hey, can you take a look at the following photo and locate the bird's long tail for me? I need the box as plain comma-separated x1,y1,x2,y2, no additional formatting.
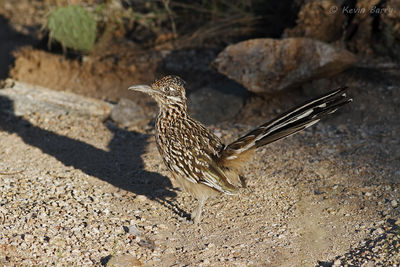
220,87,352,165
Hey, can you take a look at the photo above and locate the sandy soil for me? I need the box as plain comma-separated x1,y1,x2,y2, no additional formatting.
0,1,399,265
0,64,399,266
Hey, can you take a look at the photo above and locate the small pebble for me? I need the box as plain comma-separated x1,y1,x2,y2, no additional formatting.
107,254,142,267
202,259,210,265
158,224,167,229
391,199,398,208
374,228,385,235
129,224,141,237
207,243,215,248
136,195,147,202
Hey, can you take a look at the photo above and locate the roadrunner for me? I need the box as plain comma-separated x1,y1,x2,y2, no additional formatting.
129,75,352,223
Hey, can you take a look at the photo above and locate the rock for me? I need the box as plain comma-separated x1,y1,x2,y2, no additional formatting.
212,38,356,94
206,243,215,248
187,81,248,125
283,0,346,42
128,224,141,237
110,98,149,127
0,206,6,223
106,254,142,267
136,195,147,202
333,259,341,267
391,199,398,208
374,228,385,235
0,79,112,119
381,0,400,29
380,0,400,59
284,0,392,57
344,0,380,55
201,259,210,265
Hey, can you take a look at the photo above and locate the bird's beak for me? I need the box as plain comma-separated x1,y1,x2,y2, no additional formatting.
128,85,159,95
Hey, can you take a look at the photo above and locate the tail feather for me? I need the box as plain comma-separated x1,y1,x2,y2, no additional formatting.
220,87,352,165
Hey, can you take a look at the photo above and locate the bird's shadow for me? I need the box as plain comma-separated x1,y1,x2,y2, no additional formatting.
0,95,191,220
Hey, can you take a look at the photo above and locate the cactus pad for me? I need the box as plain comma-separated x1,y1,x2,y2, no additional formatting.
47,5,97,52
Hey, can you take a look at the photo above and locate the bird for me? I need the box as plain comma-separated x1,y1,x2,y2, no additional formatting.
129,75,352,224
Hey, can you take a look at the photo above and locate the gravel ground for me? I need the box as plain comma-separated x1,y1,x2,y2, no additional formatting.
0,66,399,266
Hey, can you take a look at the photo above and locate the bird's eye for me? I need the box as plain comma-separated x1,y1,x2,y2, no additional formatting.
163,86,174,93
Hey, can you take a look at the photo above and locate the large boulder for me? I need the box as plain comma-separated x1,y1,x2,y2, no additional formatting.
213,38,356,94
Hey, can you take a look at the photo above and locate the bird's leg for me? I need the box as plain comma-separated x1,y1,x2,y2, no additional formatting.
192,196,208,224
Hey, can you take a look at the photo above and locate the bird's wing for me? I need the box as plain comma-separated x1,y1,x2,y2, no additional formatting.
163,117,238,194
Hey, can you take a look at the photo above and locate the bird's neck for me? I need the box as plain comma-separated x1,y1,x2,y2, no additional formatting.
158,102,187,121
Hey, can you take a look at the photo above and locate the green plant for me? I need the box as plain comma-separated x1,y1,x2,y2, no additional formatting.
47,5,97,52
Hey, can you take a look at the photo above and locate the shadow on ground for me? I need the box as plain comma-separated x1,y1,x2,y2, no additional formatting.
0,95,191,219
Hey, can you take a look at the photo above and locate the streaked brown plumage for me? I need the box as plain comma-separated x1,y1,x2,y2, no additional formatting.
129,75,352,223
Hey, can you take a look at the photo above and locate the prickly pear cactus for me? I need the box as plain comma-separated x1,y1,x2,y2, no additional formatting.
47,5,97,52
